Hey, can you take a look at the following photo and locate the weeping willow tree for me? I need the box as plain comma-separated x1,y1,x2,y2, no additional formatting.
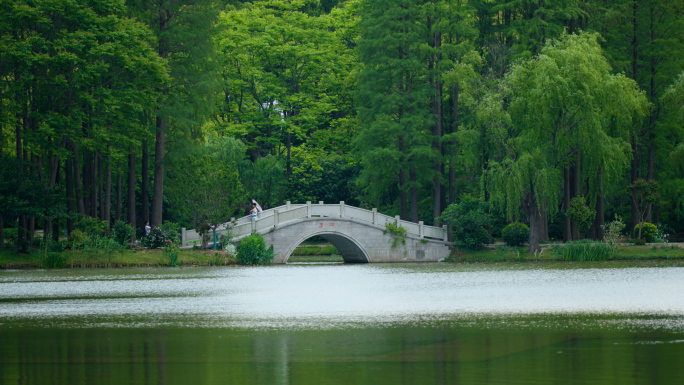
483,32,649,252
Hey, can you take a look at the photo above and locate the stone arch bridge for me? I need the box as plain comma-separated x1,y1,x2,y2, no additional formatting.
181,202,453,263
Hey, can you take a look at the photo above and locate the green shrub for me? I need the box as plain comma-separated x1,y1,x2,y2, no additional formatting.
634,238,647,246
502,222,530,247
43,252,67,268
237,233,274,265
75,217,109,238
160,221,181,243
634,223,657,242
112,221,135,246
49,241,65,252
562,240,612,261
67,230,90,248
4,228,18,243
439,197,492,249
142,227,166,249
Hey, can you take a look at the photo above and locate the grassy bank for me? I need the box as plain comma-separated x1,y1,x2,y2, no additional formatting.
0,247,237,269
445,244,684,263
3,243,683,269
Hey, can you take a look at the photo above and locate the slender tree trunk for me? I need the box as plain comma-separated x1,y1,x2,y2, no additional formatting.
571,159,581,240
563,167,571,242
141,139,149,225
528,195,542,253
410,167,419,223
432,32,442,226
72,142,85,215
16,111,26,243
92,151,98,218
152,116,165,226
116,170,122,221
399,136,408,221
449,84,459,205
286,131,292,181
630,135,639,234
630,1,640,233
128,151,137,238
105,154,112,232
83,151,91,215
66,157,75,234
594,169,605,240
99,154,105,221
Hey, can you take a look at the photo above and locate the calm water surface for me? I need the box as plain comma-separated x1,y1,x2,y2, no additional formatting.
2,261,684,384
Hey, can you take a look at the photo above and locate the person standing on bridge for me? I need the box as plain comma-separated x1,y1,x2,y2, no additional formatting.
250,203,259,220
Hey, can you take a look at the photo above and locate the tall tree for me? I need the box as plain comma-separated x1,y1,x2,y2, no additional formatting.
484,33,648,252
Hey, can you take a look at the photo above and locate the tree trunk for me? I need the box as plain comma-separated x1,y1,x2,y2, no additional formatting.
432,32,443,226
286,131,292,181
71,142,85,215
399,136,408,221
630,135,639,234
449,84,459,205
563,167,571,242
142,139,150,225
128,151,137,237
630,1,640,233
528,196,542,253
571,160,580,240
410,167,419,223
105,155,112,232
116,170,122,221
152,116,165,226
66,157,75,234
99,154,105,221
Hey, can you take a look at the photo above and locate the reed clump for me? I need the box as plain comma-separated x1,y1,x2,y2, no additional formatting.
561,240,612,261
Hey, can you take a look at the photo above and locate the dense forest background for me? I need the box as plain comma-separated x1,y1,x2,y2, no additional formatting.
1,0,683,249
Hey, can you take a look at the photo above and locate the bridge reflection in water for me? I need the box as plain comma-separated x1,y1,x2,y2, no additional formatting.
181,201,453,263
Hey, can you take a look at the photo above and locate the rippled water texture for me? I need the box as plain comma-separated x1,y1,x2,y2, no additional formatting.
2,262,684,384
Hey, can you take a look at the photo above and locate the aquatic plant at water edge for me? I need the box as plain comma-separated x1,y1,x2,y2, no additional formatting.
42,252,67,268
237,233,274,265
163,239,181,266
561,240,612,261
502,222,529,247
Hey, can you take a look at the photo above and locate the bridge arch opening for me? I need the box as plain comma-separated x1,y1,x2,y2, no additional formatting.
284,232,370,264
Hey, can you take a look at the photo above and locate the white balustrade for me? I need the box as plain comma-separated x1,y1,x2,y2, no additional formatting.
181,201,449,247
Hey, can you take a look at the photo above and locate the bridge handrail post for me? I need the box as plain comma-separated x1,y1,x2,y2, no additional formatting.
274,210,279,226
443,225,448,242
340,201,345,218
181,227,186,247
372,208,377,225
419,221,424,239
306,201,312,218
286,201,291,210
395,215,400,224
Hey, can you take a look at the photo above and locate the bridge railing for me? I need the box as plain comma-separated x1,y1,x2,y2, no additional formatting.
180,201,448,247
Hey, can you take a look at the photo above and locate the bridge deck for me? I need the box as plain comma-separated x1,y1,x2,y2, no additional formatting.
180,201,448,248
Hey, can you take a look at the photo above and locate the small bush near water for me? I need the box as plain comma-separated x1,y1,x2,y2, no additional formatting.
561,240,612,261
112,221,135,246
634,223,657,243
502,222,529,247
237,233,274,265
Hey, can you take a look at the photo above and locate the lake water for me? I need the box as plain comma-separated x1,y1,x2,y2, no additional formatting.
2,261,684,384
